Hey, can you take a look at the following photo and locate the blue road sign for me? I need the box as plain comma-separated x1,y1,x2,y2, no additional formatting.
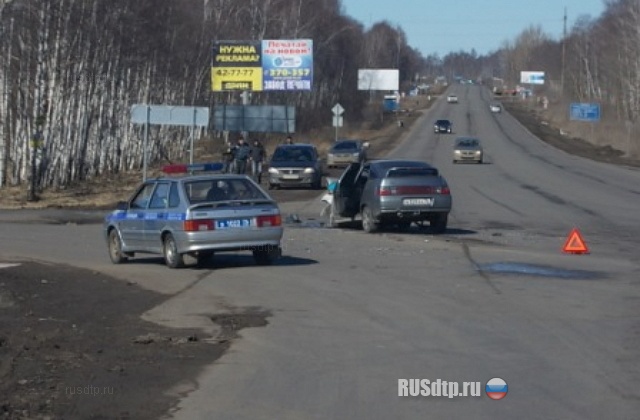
570,103,600,122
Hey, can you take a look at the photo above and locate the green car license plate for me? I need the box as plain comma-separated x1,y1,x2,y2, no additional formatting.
402,198,434,206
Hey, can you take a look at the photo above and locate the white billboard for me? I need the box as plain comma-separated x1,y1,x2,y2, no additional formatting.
358,69,399,91
520,71,545,85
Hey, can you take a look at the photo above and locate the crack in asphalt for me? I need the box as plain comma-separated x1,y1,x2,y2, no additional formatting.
461,241,502,295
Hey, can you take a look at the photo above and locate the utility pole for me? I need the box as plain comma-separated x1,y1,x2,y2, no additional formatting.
561,7,567,94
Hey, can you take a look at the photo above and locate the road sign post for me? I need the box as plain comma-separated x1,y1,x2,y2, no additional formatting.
332,103,344,142
131,105,210,180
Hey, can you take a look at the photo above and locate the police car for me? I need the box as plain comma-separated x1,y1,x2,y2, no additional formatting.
104,163,283,268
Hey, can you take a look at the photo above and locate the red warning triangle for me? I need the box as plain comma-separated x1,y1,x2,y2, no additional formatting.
562,228,589,254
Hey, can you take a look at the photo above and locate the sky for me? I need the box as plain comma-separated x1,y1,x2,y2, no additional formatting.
340,0,607,57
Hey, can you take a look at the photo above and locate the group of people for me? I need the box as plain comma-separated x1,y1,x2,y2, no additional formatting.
223,135,293,183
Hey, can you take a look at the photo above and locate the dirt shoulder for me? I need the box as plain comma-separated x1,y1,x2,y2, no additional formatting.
0,261,268,419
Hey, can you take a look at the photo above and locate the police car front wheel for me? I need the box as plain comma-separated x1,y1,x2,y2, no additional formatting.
108,229,128,264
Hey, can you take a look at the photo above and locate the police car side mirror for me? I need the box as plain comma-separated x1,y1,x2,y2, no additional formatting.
116,201,129,211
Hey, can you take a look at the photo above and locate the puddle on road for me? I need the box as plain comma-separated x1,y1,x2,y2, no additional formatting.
478,262,602,280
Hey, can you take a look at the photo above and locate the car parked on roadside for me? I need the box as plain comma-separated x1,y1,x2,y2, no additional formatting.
329,159,452,233
490,103,502,113
104,168,283,268
434,119,453,134
453,137,484,164
267,144,324,189
327,139,369,168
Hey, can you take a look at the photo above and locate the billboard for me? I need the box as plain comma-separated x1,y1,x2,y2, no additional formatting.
262,40,313,91
357,69,399,91
520,71,545,85
211,39,313,92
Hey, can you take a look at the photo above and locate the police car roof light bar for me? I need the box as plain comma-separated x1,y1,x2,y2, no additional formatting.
162,162,225,174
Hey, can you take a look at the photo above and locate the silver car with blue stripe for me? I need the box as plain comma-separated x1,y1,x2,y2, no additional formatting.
104,171,283,268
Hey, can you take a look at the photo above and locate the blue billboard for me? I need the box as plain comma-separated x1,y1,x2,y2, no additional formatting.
261,39,313,91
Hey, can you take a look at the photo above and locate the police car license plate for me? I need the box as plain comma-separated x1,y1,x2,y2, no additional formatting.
216,219,252,229
403,198,434,206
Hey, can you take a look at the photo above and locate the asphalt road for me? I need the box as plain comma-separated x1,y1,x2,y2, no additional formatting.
1,85,639,419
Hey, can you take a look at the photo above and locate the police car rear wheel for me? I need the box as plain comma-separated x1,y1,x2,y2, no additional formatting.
108,229,128,264
163,234,185,268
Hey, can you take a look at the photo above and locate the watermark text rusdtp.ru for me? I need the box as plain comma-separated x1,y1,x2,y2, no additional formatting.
66,385,114,396
399,379,481,398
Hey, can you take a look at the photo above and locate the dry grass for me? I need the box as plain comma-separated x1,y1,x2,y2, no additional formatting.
0,95,431,210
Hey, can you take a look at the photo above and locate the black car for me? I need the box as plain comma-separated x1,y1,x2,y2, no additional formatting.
267,144,324,189
434,119,453,134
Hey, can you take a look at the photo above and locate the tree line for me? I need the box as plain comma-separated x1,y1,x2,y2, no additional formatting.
0,0,425,192
1,0,639,194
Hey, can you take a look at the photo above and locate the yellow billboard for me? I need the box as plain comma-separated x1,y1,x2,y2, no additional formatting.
211,41,263,91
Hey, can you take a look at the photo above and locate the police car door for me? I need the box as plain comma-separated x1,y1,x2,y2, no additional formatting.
144,182,171,252
123,183,156,248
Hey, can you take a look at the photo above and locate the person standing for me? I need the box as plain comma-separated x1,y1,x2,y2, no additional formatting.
222,141,236,173
234,137,251,174
284,135,293,144
249,139,266,183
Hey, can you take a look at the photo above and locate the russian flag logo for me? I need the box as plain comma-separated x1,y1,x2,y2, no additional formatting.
485,378,508,400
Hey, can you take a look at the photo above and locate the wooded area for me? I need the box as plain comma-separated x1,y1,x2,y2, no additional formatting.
0,0,639,194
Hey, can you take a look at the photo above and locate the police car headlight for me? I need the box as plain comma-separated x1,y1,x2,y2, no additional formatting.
303,168,315,174
268,167,279,174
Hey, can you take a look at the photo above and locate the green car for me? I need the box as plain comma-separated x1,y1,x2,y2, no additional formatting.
330,160,452,233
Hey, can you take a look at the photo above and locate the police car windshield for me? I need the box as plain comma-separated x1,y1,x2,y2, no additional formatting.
185,178,268,204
